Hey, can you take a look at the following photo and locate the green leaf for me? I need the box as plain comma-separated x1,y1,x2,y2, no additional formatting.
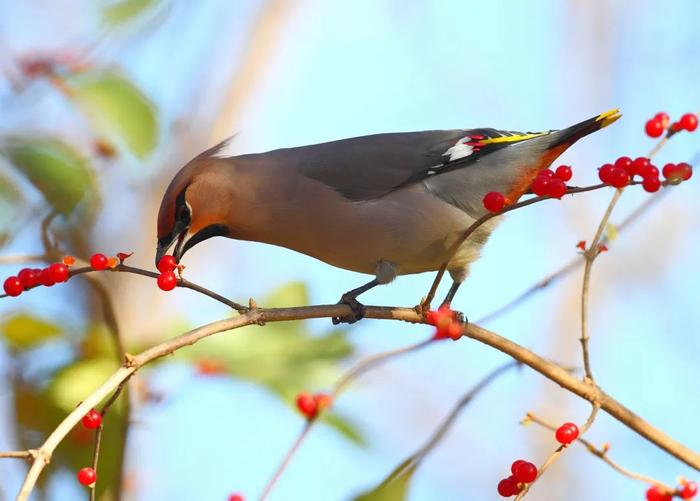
321,412,365,446
1,313,63,350
102,0,158,26
65,70,158,158
0,172,23,246
354,460,416,501
47,358,120,412
264,281,309,307
2,138,97,215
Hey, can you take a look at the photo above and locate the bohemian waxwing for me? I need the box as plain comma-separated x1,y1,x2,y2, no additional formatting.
156,109,621,323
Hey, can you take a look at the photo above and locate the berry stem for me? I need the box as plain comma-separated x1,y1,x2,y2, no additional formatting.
526,412,673,492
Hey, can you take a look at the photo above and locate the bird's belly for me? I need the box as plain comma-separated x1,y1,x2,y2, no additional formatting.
247,182,492,277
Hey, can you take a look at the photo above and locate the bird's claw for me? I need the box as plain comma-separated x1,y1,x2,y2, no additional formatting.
452,310,467,325
332,295,366,325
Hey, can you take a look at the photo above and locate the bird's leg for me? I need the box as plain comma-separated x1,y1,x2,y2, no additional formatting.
439,280,467,324
332,279,379,325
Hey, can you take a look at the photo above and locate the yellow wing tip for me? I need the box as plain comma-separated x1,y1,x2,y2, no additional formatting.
596,108,622,128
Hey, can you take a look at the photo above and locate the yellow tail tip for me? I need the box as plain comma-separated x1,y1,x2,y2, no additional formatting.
596,108,622,128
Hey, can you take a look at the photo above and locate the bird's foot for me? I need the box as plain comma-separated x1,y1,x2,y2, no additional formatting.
439,303,468,325
332,294,366,325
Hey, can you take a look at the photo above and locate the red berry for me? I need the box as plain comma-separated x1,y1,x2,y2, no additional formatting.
295,392,318,419
677,162,693,181
679,481,698,499
555,422,579,444
630,157,650,177
513,461,537,483
546,178,567,199
157,271,177,291
554,165,572,182
645,119,664,138
680,113,698,132
642,176,661,193
609,167,631,188
228,494,245,501
662,163,680,182
62,255,76,266
48,263,69,283
497,477,518,497
157,255,178,273
483,191,506,213
82,409,102,429
3,276,23,297
642,164,659,180
655,112,670,128
77,467,96,486
90,253,109,271
510,459,526,475
646,486,672,501
538,169,554,178
531,175,550,196
17,268,36,289
614,156,632,173
598,163,615,184
314,393,333,412
671,121,683,132
38,268,55,287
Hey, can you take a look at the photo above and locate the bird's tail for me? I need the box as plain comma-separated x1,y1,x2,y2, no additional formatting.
547,108,622,149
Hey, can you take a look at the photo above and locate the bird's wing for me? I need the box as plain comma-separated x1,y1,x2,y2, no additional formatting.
279,128,550,201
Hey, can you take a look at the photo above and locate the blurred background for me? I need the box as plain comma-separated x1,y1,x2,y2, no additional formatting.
1,1,699,500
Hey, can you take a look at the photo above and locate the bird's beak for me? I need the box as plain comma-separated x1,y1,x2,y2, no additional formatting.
155,227,189,267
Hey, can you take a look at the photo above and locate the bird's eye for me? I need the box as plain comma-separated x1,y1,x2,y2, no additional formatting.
177,204,190,223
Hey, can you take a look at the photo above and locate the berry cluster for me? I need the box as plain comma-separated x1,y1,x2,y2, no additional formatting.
295,392,332,420
482,164,574,213
497,460,538,497
530,165,572,199
156,255,179,291
2,257,73,297
598,156,692,193
555,422,579,445
645,112,698,138
646,479,698,501
425,305,463,340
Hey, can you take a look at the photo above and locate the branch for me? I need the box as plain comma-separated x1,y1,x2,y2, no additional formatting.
526,412,674,492
260,339,432,499
10,304,700,500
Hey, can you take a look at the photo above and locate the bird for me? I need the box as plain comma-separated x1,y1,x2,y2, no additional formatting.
156,109,621,323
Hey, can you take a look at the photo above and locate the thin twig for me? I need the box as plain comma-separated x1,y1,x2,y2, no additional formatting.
422,182,624,308
526,412,674,493
259,339,433,500
258,423,313,501
397,361,520,475
476,190,667,325
0,451,34,460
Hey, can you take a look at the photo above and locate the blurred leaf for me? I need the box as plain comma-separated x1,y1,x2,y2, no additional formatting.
65,70,158,157
354,461,416,501
2,138,97,215
1,313,62,350
322,412,365,446
264,281,309,307
80,323,119,361
47,358,119,412
102,0,157,26
0,172,23,246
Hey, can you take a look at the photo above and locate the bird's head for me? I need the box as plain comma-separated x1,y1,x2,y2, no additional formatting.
156,142,233,266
